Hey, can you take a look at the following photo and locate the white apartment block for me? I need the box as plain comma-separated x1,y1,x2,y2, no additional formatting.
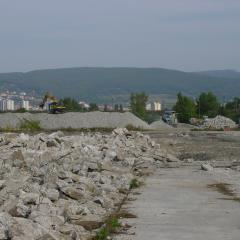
0,99,15,111
146,101,162,111
21,100,30,110
0,99,6,111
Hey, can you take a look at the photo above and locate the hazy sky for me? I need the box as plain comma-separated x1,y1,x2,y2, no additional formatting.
0,0,239,72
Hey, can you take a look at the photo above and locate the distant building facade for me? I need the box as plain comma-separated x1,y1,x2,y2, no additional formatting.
79,101,90,109
146,101,162,111
21,100,30,110
0,99,15,111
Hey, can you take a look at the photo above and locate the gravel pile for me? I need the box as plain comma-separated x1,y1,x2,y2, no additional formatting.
0,112,151,130
150,120,172,130
202,115,237,129
0,129,178,239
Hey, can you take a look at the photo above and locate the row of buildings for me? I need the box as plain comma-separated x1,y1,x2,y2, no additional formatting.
0,99,30,111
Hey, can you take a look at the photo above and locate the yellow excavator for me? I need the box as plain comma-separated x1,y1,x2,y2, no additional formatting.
39,92,65,114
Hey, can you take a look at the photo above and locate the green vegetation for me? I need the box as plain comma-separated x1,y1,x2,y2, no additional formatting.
19,119,41,131
61,97,85,112
15,108,27,113
59,127,115,133
60,98,101,112
130,92,148,120
114,104,124,112
129,178,141,189
89,103,99,111
125,124,143,131
197,92,220,117
145,111,161,124
173,91,240,124
221,97,240,123
0,125,16,132
95,217,121,240
174,93,196,123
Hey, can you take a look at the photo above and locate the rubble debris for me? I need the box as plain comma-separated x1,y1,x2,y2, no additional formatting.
202,115,237,130
201,163,214,171
0,128,166,239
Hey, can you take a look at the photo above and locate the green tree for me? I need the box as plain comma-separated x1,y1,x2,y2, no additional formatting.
174,92,196,123
15,108,27,113
114,104,119,112
119,104,123,112
89,103,99,111
225,97,240,113
130,92,148,120
197,92,220,117
61,97,83,112
222,97,240,122
104,104,108,112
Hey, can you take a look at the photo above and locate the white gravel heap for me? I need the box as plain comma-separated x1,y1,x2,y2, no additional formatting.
0,112,151,130
150,120,173,130
202,115,237,130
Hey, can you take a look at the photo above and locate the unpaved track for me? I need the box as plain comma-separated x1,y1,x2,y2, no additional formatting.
116,167,240,240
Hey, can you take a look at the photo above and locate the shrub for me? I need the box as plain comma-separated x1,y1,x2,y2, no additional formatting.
129,178,140,189
19,119,41,131
0,125,15,132
125,124,142,131
95,217,120,240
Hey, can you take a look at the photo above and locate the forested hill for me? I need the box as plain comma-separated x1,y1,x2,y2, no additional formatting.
0,67,239,102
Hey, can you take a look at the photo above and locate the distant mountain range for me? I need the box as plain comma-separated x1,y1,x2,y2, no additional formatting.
194,70,240,79
0,67,239,103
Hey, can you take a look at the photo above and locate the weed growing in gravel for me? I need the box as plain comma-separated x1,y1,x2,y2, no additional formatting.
125,124,143,131
208,183,240,203
95,217,121,240
96,228,108,240
0,125,16,132
19,119,41,131
129,178,141,189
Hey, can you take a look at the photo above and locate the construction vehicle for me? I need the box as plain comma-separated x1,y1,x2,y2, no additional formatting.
162,110,178,126
39,92,65,114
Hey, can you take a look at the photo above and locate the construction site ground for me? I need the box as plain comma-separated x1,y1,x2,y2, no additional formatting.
115,129,240,240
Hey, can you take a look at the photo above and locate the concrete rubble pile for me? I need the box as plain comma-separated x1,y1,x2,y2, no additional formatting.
0,128,172,240
202,115,237,130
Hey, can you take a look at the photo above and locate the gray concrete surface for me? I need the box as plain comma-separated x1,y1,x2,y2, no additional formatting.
116,167,240,240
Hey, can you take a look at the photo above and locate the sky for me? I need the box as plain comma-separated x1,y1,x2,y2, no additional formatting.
0,0,240,72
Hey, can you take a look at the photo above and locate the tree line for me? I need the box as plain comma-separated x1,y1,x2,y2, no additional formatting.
174,92,240,123
60,98,124,112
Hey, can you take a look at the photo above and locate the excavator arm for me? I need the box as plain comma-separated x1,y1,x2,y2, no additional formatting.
39,92,57,109
39,92,65,113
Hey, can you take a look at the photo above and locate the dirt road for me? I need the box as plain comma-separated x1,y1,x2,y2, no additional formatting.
116,167,240,240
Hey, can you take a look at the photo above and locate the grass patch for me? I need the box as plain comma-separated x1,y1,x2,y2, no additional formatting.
125,124,143,131
208,183,234,196
0,125,16,132
19,119,42,131
129,178,141,189
94,216,121,240
208,183,240,203
60,127,114,133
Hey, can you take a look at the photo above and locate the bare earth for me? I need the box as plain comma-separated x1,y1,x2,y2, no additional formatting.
115,130,240,240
